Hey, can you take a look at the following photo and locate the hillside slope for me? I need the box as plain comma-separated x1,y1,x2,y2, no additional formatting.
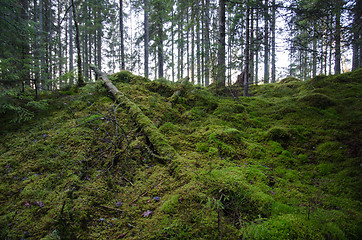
1,70,361,239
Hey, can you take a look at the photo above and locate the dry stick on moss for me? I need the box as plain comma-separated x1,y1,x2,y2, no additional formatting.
98,205,124,213
89,65,177,163
130,180,165,205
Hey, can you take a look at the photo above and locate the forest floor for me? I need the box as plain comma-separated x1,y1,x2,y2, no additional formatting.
0,70,361,239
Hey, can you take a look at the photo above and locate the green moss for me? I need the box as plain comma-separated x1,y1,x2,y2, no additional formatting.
315,141,346,162
213,100,245,121
146,80,175,97
298,93,335,109
267,126,291,144
161,194,180,214
196,142,209,152
243,214,328,239
1,70,361,239
159,122,179,134
110,70,133,83
279,76,301,84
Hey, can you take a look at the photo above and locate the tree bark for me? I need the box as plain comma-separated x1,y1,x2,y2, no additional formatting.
144,0,149,78
69,9,74,84
217,0,226,89
271,0,276,83
157,17,164,78
312,23,317,77
120,0,125,70
334,6,341,74
352,0,362,70
71,0,84,86
244,4,250,97
204,0,210,86
264,0,269,83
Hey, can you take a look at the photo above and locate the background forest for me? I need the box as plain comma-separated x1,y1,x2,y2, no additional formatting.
1,0,361,94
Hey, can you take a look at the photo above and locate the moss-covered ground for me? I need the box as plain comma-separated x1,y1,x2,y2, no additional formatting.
0,70,361,239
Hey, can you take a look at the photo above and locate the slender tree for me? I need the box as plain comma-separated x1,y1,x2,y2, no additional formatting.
71,0,84,86
264,0,269,83
120,0,125,69
217,0,226,89
144,0,149,77
271,0,276,83
352,0,362,70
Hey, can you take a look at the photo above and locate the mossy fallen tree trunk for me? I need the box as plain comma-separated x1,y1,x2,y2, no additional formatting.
89,65,177,163
168,77,189,105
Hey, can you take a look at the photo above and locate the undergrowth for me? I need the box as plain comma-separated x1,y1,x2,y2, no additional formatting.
0,69,361,239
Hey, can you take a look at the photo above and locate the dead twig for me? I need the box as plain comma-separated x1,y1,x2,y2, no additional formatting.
98,205,124,213
130,180,165,205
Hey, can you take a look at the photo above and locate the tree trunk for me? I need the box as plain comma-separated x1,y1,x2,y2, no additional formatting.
217,0,226,89
69,9,74,84
271,0,276,83
352,0,361,70
34,0,39,98
264,0,269,83
196,19,201,85
255,6,259,84
120,0,125,70
334,4,341,74
244,4,250,97
39,0,45,88
171,10,175,82
250,7,254,85
204,0,210,86
144,0,149,78
97,7,102,70
20,0,30,88
71,0,84,86
157,18,164,78
312,23,317,77
191,7,195,84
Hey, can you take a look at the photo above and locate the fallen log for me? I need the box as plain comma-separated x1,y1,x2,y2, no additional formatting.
89,65,176,163
168,77,189,105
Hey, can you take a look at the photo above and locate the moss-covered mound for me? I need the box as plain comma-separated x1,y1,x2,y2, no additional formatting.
1,70,361,239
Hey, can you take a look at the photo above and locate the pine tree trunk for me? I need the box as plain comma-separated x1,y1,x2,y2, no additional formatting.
144,0,149,78
312,24,317,78
191,8,195,84
71,0,84,86
39,0,45,88
352,0,361,70
20,0,30,88
204,0,210,86
217,0,226,89
250,7,254,85
171,10,175,82
264,0,269,83
34,0,39,98
157,18,164,78
97,7,102,70
120,0,125,70
335,8,341,74
271,0,276,83
255,7,259,85
196,20,201,85
57,1,62,85
69,9,74,84
244,4,250,97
